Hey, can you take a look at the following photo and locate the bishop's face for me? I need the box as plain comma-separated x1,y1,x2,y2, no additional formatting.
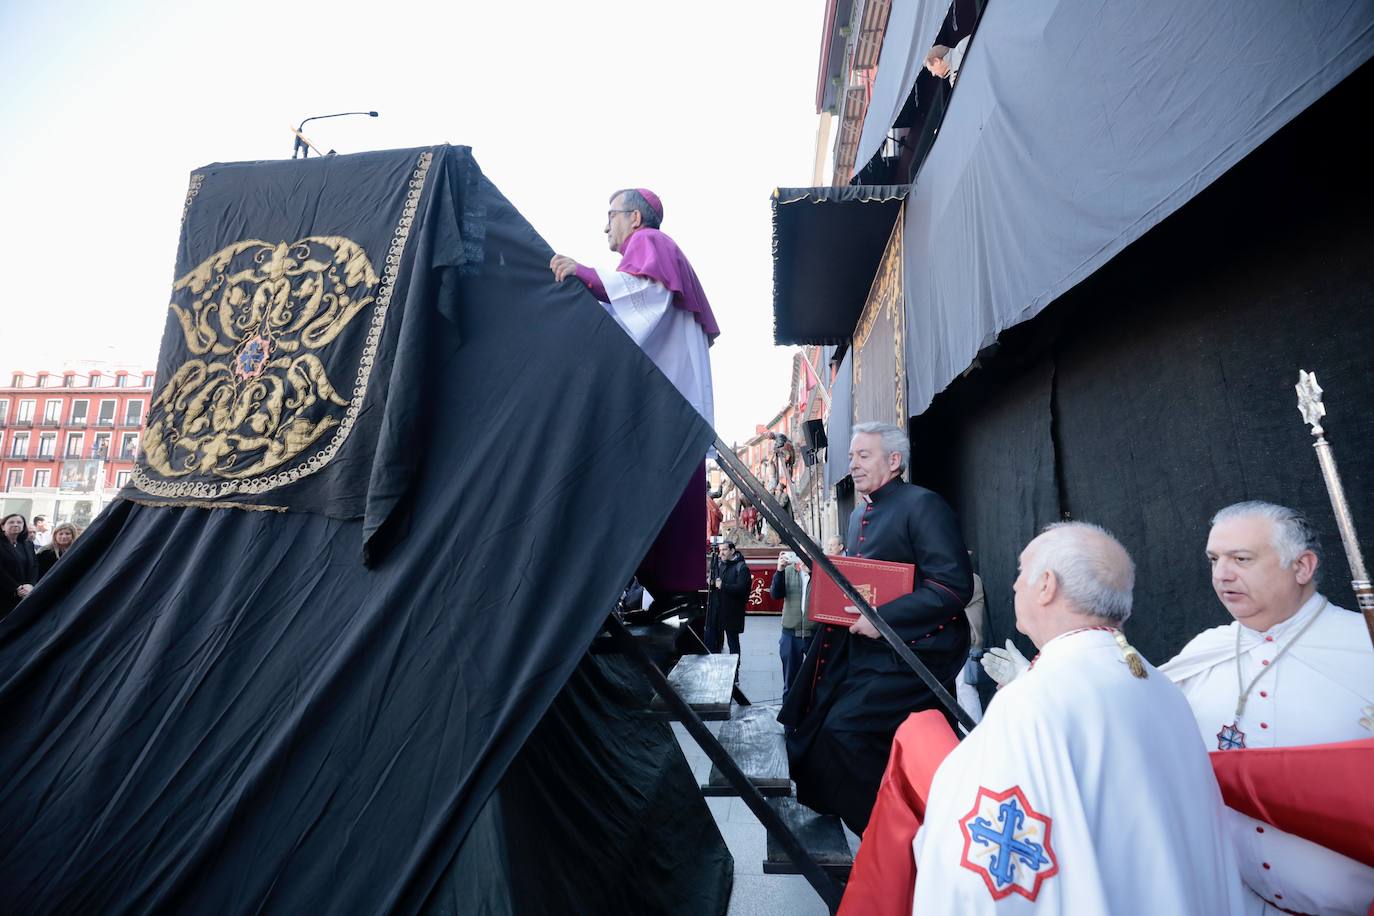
604,193,642,253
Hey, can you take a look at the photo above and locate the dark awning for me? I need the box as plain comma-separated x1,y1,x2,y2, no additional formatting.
771,185,908,345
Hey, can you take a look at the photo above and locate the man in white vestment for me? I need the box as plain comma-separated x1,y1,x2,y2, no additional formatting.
549,188,718,596
1162,501,1374,915
915,523,1246,914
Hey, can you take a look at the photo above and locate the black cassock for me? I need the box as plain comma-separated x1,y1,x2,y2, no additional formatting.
778,477,972,834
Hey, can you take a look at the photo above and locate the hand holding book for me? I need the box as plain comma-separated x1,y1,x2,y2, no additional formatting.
806,555,916,628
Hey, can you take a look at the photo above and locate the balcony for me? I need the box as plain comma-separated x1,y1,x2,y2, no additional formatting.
64,451,83,460
95,418,115,427
119,450,139,460
41,418,61,428
8,450,28,459
12,418,33,428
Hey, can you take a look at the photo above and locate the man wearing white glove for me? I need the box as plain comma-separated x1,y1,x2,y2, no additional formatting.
912,522,1245,913
980,638,1030,687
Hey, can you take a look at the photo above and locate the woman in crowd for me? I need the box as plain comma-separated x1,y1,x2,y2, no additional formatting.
1,513,39,616
36,521,81,579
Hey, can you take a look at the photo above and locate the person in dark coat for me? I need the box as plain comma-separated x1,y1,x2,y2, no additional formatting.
778,422,972,835
35,522,81,580
1,513,39,617
713,540,751,655
703,544,724,652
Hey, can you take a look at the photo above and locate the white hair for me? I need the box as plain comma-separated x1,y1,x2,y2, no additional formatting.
851,421,908,473
1211,501,1321,569
1025,522,1135,624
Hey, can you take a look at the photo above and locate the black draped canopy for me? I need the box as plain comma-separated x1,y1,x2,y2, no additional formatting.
0,146,727,914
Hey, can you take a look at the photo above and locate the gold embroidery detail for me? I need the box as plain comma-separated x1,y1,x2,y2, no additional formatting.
181,172,204,227
852,210,906,426
133,150,433,500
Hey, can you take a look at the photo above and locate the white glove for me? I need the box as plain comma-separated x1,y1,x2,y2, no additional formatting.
1360,706,1373,733
981,639,1031,687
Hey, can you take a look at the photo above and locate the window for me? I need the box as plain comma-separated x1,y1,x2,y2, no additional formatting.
34,469,51,487
11,432,29,458
92,433,111,458
43,399,62,425
116,470,132,487
142,372,156,386
125,399,144,425
117,375,130,387
38,433,57,458
120,432,140,459
0,400,8,424
70,400,88,424
17,399,35,423
97,399,116,426
5,469,21,490
65,432,84,458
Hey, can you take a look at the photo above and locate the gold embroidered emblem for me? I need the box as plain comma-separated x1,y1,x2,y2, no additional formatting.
133,149,433,499
142,237,377,480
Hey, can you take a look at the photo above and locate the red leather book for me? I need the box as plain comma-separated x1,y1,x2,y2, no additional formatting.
807,555,915,626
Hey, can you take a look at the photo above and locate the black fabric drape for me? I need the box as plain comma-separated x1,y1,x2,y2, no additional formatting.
425,654,732,916
0,146,718,914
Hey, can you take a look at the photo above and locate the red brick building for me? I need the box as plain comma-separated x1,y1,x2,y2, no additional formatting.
0,368,154,525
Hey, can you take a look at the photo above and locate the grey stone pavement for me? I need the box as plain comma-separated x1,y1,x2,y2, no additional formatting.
670,614,855,916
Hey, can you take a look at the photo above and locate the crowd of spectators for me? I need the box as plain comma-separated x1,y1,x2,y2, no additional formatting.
0,513,82,616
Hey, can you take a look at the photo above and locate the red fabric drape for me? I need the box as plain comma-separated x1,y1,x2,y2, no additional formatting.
1210,737,1374,868
837,710,960,916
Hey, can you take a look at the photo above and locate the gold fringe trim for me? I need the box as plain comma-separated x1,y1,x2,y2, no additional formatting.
1114,631,1148,679
120,496,289,513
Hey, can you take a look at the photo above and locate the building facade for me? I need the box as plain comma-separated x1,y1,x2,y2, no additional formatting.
0,368,154,525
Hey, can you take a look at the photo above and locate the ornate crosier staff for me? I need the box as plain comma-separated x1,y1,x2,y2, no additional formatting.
1296,370,1374,648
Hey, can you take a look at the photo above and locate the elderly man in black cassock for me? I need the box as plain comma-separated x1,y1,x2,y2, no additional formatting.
779,421,973,835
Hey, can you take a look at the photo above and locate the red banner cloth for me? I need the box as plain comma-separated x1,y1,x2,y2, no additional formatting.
837,710,959,916
1210,737,1374,868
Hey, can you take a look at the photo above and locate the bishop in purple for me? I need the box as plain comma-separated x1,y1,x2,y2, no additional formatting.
551,188,718,597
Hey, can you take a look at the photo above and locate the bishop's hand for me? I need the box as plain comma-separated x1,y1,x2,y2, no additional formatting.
982,638,1030,687
550,254,581,282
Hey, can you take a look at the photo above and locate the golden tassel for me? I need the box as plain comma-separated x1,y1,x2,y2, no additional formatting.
1114,631,1148,679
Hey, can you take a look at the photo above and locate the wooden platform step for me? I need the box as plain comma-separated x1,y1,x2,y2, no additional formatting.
590,620,682,665
762,797,854,879
703,703,790,797
647,653,739,721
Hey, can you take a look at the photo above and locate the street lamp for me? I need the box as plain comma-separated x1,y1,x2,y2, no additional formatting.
292,110,379,159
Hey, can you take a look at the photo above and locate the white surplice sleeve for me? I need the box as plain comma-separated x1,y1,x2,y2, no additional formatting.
595,268,715,427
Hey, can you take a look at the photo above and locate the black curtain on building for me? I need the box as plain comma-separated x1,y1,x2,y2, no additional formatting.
913,64,1374,664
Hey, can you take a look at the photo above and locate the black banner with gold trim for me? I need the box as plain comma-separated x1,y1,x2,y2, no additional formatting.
129,147,444,531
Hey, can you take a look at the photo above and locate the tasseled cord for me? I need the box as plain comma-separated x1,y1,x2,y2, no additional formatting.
1114,631,1148,679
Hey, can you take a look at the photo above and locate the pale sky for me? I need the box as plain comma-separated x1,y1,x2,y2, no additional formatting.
0,0,825,445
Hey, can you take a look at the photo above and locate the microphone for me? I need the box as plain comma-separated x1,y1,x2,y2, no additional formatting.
291,111,379,158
